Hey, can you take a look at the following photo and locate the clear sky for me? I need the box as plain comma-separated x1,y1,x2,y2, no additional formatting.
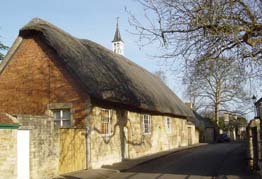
0,0,258,120
0,0,185,99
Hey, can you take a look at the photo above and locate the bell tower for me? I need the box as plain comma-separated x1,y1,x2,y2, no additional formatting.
112,17,124,55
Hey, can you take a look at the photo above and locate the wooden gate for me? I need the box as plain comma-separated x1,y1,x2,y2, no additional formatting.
59,128,87,174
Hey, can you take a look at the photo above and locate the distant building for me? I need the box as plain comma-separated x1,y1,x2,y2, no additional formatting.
224,112,229,125
185,103,215,143
247,97,262,172
194,112,216,143
220,112,247,140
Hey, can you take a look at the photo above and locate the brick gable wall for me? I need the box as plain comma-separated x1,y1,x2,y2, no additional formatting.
0,36,89,126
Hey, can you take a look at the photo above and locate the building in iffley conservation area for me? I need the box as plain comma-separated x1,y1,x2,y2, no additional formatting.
0,18,200,179
247,97,262,174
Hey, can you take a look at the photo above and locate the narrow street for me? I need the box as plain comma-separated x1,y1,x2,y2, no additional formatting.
107,142,258,179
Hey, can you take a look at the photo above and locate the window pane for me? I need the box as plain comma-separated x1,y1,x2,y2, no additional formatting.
166,117,171,133
62,120,71,127
53,109,71,127
143,115,151,134
167,118,171,129
54,110,61,120
62,109,70,120
144,115,148,120
101,122,109,134
101,109,110,135
145,125,149,133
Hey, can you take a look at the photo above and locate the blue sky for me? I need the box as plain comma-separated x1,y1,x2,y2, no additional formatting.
1,0,257,119
0,0,185,99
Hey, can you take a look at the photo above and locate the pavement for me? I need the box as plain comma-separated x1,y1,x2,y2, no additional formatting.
53,143,207,179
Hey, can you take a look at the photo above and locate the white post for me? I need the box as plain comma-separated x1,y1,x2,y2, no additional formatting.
17,130,30,179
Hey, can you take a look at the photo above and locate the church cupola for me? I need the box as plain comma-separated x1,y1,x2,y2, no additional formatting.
112,18,124,55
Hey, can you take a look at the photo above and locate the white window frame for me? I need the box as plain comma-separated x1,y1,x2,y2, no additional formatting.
53,109,71,127
165,117,172,133
142,114,151,135
100,109,112,137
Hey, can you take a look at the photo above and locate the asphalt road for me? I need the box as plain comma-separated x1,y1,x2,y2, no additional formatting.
107,142,259,179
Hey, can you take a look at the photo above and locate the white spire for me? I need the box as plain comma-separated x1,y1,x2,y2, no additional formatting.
112,17,124,55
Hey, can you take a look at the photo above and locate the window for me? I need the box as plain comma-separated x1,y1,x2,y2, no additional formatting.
142,114,151,134
53,109,71,127
166,117,171,133
101,109,111,136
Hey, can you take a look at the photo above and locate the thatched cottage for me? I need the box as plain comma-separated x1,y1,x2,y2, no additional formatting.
0,18,199,178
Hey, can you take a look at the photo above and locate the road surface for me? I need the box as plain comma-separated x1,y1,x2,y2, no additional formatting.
107,142,259,179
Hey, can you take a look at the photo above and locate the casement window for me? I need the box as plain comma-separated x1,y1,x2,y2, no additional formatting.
101,109,112,136
53,109,71,127
142,114,151,134
166,117,171,133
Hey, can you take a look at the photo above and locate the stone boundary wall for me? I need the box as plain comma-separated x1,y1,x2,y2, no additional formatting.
18,115,60,179
0,129,17,179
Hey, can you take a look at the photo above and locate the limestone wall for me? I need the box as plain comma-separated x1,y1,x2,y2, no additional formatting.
18,115,60,179
127,112,190,158
0,129,17,179
88,107,122,168
88,106,199,168
194,128,200,144
204,128,215,143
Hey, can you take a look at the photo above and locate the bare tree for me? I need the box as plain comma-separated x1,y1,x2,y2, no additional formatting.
129,0,262,64
0,40,8,61
184,57,249,124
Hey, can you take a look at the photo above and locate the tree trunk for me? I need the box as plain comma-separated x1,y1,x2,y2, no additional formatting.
215,102,220,125
215,81,221,126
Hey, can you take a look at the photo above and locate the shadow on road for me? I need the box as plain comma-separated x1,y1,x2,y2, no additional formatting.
124,142,258,178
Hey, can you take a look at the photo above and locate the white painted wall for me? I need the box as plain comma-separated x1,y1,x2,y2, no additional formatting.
17,130,30,179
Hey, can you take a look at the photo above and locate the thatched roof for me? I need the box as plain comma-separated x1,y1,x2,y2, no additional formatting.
192,111,214,128
19,18,194,119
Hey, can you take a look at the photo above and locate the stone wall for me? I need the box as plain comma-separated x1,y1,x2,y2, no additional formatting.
0,109,200,178
194,128,200,144
88,107,122,168
88,106,199,168
204,128,215,143
127,111,189,158
0,129,17,179
247,119,261,171
187,123,199,145
18,115,60,179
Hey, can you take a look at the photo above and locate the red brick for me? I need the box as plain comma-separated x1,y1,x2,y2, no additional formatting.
0,36,89,126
